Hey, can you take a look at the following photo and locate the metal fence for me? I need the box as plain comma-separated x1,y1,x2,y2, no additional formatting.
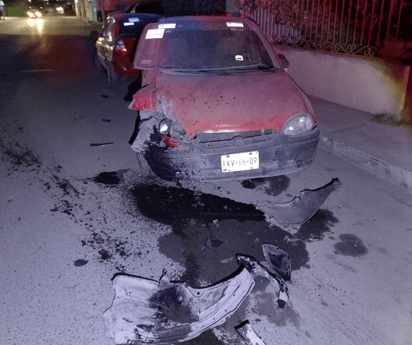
245,0,411,56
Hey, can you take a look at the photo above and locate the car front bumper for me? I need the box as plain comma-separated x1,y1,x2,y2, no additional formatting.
145,127,320,181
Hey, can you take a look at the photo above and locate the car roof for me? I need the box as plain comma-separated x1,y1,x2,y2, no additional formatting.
157,16,257,29
109,12,163,21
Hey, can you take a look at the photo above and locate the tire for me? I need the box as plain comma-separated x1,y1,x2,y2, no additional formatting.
107,65,121,89
136,152,154,178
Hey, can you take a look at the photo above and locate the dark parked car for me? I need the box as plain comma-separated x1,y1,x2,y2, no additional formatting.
93,12,163,88
129,16,320,181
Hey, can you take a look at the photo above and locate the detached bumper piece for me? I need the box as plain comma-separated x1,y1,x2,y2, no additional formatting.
145,127,320,181
257,178,342,225
104,246,291,344
105,268,255,344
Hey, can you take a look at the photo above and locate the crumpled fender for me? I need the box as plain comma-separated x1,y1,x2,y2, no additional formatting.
129,84,159,112
104,268,255,344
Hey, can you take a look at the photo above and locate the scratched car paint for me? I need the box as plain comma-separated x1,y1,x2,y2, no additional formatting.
129,16,320,181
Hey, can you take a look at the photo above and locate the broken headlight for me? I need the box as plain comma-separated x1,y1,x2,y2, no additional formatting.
158,118,188,147
282,113,314,136
159,119,172,135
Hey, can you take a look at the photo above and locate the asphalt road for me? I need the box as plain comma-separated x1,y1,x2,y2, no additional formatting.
1,16,411,345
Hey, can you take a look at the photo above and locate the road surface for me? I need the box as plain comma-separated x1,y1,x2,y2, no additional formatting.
0,16,411,345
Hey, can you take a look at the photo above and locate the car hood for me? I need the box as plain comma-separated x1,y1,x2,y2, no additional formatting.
131,70,312,138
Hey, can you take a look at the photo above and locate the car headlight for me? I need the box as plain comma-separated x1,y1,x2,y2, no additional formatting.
159,119,172,135
158,118,186,136
282,113,314,136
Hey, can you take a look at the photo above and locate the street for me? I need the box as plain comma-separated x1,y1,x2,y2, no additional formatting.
0,16,411,345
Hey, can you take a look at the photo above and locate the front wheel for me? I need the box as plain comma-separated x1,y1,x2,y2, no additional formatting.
136,152,154,178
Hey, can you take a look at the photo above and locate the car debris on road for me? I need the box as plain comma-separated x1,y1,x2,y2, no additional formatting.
104,244,291,344
256,178,342,226
235,320,267,345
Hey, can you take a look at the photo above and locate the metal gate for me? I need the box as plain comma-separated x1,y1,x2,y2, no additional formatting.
243,0,411,56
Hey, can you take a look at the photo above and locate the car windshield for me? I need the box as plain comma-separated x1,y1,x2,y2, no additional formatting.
139,27,276,71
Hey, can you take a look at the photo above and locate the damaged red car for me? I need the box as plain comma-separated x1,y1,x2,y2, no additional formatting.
129,16,320,181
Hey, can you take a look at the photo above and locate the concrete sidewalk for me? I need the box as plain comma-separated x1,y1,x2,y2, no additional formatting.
310,96,412,193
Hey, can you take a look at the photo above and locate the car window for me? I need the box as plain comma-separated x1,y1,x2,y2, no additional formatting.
138,27,276,71
118,16,162,36
251,31,273,67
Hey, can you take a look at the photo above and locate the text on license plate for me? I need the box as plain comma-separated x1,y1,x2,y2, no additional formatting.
221,151,259,172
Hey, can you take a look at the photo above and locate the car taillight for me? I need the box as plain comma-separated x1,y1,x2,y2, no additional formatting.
114,39,128,56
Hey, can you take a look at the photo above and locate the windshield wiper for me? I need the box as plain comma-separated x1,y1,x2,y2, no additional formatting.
257,63,275,70
162,64,277,75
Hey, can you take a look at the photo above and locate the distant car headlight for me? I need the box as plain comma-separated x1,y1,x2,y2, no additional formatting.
27,11,35,17
282,113,314,136
56,6,64,13
35,10,42,17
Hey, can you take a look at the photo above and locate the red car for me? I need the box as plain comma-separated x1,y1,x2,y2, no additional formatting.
93,13,163,88
129,16,320,181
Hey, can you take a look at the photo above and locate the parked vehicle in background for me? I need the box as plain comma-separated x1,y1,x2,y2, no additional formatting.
92,12,163,88
129,16,320,181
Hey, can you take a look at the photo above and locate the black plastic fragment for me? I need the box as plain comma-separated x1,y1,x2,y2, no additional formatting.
257,178,342,225
90,142,114,147
262,244,291,281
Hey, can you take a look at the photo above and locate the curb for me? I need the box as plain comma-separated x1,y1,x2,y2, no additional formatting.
319,135,412,193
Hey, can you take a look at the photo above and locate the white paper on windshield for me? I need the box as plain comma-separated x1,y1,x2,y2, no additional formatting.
124,22,134,26
235,55,244,61
158,23,176,29
146,28,165,39
226,22,244,27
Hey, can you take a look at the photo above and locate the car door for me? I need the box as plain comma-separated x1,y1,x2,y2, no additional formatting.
97,18,116,69
96,19,110,69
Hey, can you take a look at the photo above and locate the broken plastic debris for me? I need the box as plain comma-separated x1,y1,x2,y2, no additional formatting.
220,257,233,264
256,178,341,225
104,268,255,344
235,320,267,345
262,244,291,281
104,245,291,344
236,254,289,308
90,142,114,147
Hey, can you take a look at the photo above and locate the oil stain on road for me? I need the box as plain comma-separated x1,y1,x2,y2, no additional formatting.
130,182,339,285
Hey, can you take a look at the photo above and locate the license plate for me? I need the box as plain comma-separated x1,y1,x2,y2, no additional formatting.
221,151,259,172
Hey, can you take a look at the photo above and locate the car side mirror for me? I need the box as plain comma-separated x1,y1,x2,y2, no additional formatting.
277,54,289,69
